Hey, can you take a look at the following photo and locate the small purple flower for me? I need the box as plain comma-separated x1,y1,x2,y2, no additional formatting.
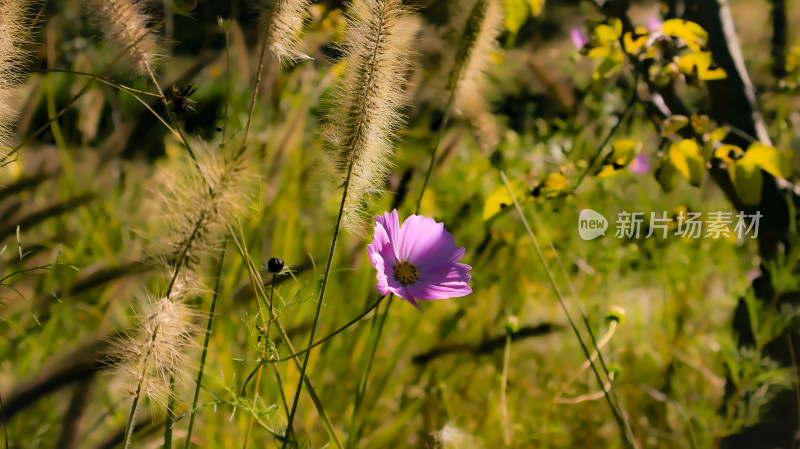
628,153,651,175
367,210,472,311
571,27,589,51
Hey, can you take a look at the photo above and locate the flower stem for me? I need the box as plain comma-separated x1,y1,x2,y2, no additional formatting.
183,241,227,449
345,295,393,448
250,295,386,369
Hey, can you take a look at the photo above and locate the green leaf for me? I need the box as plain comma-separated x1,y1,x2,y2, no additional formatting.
504,0,530,35
172,0,198,17
732,156,763,206
662,115,689,136
656,154,681,193
593,50,625,80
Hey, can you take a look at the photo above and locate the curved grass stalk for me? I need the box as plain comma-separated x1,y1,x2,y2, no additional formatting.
498,170,637,449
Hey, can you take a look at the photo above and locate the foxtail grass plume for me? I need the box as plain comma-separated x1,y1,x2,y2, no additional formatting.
112,292,198,409
0,0,34,150
115,142,247,430
450,0,503,154
156,141,247,270
323,0,417,230
262,0,312,64
87,0,159,75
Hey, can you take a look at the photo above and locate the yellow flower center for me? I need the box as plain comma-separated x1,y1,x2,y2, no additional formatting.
393,261,418,285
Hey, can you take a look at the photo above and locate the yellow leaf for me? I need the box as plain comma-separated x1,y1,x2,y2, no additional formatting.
669,139,704,186
596,18,622,43
527,0,544,16
594,140,641,178
504,0,529,35
483,180,529,221
592,49,625,79
537,173,568,197
662,19,708,52
742,142,791,178
586,44,612,58
714,144,743,164
623,29,648,54
675,51,727,80
691,114,709,135
709,127,729,142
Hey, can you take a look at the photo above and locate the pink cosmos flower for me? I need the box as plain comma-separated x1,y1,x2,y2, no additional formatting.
367,210,472,311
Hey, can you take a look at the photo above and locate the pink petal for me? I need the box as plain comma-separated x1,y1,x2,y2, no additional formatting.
397,289,422,312
397,214,465,271
408,280,472,301
367,217,397,268
375,210,401,262
420,262,472,286
369,252,392,296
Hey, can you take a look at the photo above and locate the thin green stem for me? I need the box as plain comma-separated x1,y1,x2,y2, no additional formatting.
184,242,228,449
346,295,393,448
242,273,277,449
498,170,637,448
282,160,355,448
567,78,638,196
260,294,386,367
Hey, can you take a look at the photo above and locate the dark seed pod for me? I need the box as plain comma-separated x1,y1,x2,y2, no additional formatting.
267,257,284,274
